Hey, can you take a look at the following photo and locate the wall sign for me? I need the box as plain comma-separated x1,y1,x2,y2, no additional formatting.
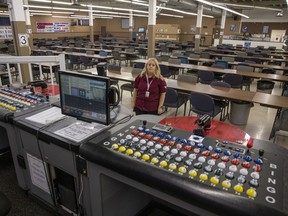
18,34,29,47
36,22,70,33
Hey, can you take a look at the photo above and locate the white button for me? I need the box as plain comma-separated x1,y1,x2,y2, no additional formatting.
132,137,139,142
171,149,178,154
189,154,197,160
239,168,248,176
140,139,146,144
126,135,132,140
207,159,216,166
198,156,206,163
217,162,226,169
180,151,187,157
163,146,170,152
250,171,260,180
155,144,162,149
229,165,238,172
147,141,154,147
119,139,126,144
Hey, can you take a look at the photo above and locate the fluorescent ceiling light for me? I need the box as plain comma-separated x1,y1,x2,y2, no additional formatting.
29,9,74,14
31,13,52,15
159,13,183,18
52,1,73,5
29,0,51,2
216,3,284,12
193,0,249,18
115,0,213,18
53,7,79,11
52,15,71,18
24,5,52,9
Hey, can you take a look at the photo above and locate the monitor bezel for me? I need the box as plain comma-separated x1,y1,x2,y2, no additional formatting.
58,70,111,125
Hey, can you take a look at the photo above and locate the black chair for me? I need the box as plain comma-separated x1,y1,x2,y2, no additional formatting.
210,81,231,121
107,65,121,91
236,64,254,91
112,50,127,66
223,73,243,89
137,48,147,59
198,70,215,84
134,62,145,69
120,68,142,103
80,56,98,69
159,65,171,78
188,92,222,119
163,87,188,116
68,55,81,70
0,191,11,216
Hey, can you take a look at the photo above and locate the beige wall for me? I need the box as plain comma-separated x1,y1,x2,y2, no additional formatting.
30,15,241,46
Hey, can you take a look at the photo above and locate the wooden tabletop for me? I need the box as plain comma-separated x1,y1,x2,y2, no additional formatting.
187,57,288,71
133,59,288,82
81,68,288,109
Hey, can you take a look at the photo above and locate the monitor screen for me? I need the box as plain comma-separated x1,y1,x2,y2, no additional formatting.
59,71,110,125
138,27,145,33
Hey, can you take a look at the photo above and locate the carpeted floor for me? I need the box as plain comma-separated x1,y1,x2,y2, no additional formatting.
0,152,54,216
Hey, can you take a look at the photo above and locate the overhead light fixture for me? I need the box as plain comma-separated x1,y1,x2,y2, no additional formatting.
159,13,183,18
24,5,52,9
29,0,51,2
115,0,214,18
52,1,73,5
216,3,282,12
193,0,249,18
31,13,52,15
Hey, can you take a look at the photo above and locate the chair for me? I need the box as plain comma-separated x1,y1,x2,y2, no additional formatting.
210,81,231,120
188,92,222,120
163,87,189,116
168,58,181,78
236,64,254,91
214,60,229,69
80,56,98,69
159,65,171,78
68,55,81,70
137,48,147,59
273,108,288,144
120,68,142,103
99,50,108,57
223,73,243,89
112,50,127,66
198,70,215,84
177,73,198,84
134,62,145,69
107,64,121,91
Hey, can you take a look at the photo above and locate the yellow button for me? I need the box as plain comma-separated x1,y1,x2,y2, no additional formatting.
10,106,17,111
151,158,159,164
134,151,141,158
119,146,126,152
222,180,231,189
199,173,208,181
111,144,119,150
160,160,168,167
246,188,257,198
126,149,133,155
210,176,220,185
142,154,150,161
169,163,177,170
189,169,197,177
234,184,244,193
178,166,187,174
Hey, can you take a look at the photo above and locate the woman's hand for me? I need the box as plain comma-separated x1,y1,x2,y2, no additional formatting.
157,106,164,115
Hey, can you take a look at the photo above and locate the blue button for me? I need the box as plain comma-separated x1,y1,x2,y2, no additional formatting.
215,147,222,153
244,155,252,162
197,143,204,148
224,150,232,156
180,139,187,144
233,153,240,158
254,158,263,165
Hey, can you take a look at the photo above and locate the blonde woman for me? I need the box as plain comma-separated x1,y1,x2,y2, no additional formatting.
131,58,167,115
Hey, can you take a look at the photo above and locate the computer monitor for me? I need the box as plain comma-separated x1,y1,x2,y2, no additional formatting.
59,71,110,125
138,27,145,33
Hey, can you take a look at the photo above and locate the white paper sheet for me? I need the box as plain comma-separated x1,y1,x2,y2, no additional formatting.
25,107,65,125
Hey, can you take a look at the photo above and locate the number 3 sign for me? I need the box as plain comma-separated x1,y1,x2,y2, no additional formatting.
18,34,29,47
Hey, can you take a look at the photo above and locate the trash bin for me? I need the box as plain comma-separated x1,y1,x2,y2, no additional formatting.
256,80,275,94
230,101,253,125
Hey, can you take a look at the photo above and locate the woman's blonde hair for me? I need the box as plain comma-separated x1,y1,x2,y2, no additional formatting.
140,58,163,79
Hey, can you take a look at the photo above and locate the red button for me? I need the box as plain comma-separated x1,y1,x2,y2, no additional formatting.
212,153,219,159
138,132,145,137
202,150,210,156
176,144,182,149
184,146,192,151
242,162,251,169
160,139,167,144
145,134,153,140
231,159,240,165
221,156,230,162
253,164,262,172
153,137,160,142
167,141,175,147
131,130,138,136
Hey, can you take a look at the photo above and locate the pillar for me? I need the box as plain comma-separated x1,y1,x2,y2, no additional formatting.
195,4,203,51
88,4,94,43
219,10,227,45
147,0,156,58
8,0,30,83
129,11,133,41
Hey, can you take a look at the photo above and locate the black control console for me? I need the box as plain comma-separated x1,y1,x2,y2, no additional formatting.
80,120,288,216
0,88,49,122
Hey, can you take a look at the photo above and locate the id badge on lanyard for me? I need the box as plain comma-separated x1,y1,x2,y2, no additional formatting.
145,75,154,98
